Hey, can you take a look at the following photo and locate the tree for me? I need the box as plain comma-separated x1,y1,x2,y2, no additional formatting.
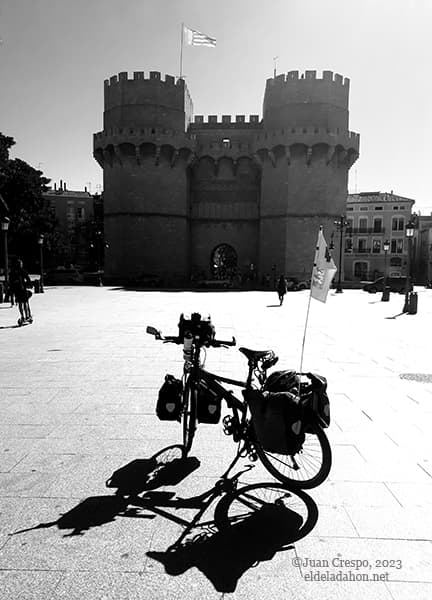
0,132,56,270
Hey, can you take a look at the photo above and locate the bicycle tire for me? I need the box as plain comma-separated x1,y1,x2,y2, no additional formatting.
182,379,197,457
254,424,331,489
214,482,318,543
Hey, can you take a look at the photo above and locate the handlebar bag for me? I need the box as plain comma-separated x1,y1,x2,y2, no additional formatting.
156,374,183,421
245,389,305,455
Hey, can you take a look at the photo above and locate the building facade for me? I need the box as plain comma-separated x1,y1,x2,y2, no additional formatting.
43,181,97,268
93,69,359,284
344,192,415,282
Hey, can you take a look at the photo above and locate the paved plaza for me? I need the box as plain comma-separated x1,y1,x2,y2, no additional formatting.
0,285,431,599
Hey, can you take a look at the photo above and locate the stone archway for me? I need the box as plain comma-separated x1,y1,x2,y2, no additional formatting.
211,244,238,280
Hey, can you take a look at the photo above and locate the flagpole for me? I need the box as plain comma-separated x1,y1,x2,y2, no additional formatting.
299,227,322,376
179,22,184,79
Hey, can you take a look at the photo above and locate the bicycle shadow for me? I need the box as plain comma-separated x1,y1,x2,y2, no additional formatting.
10,445,198,537
147,487,318,593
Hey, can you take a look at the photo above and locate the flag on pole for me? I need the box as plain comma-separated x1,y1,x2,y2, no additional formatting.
311,227,337,303
184,26,216,47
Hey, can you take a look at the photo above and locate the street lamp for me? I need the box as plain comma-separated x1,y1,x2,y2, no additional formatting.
334,215,348,293
38,235,44,293
403,220,415,312
381,239,390,302
1,217,10,290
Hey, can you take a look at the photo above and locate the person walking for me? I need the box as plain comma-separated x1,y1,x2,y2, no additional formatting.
9,258,33,325
277,274,287,306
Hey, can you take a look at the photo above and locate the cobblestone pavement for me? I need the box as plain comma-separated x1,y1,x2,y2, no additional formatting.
0,286,431,599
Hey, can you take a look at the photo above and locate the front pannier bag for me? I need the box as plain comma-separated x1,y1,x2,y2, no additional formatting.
156,374,183,421
245,389,305,455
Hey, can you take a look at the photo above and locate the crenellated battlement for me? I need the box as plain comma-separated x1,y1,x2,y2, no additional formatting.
104,71,182,88
94,126,196,142
269,70,349,87
190,114,261,128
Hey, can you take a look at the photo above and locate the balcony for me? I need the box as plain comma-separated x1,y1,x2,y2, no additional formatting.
347,227,386,235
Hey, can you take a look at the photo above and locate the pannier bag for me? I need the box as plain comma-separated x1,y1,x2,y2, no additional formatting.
303,372,330,428
245,389,305,455
156,374,183,421
264,369,330,429
197,379,221,424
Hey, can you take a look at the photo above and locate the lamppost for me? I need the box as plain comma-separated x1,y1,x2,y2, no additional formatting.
381,239,390,302
38,235,44,293
334,215,348,293
271,264,276,288
91,230,104,287
403,220,415,312
1,217,10,291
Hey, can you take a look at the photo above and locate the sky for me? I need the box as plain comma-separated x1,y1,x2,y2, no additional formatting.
1,0,431,211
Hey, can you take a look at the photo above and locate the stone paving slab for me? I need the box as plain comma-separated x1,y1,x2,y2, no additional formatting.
1,286,432,598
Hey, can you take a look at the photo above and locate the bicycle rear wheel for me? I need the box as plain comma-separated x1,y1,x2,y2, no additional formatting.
255,424,331,489
182,379,197,457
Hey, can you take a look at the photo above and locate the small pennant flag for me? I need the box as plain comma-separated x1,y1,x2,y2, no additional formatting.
311,228,337,303
184,26,216,47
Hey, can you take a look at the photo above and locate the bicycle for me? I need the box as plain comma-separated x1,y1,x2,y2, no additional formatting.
147,312,331,489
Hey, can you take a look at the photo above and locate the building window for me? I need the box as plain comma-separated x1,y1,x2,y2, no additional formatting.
77,207,85,220
372,240,381,253
393,206,399,210
345,238,353,253
374,206,383,211
392,217,404,231
346,219,354,235
354,261,368,279
359,207,368,211
359,218,368,233
347,207,354,211
358,238,368,253
391,239,404,254
222,138,231,149
373,218,382,233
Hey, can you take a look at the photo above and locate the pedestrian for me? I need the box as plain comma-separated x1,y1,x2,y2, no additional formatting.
277,274,287,305
9,258,33,325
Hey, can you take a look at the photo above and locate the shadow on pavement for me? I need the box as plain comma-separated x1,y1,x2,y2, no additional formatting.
147,484,318,593
9,444,319,592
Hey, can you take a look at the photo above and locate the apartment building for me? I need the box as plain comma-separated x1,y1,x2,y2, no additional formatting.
344,192,415,282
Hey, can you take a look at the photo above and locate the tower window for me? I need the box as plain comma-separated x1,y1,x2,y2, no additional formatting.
222,138,231,149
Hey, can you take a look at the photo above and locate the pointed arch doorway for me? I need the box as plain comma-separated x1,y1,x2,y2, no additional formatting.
211,244,238,280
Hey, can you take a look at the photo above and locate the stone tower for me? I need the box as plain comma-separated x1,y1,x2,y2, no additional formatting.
94,69,359,284
258,70,359,277
93,71,195,282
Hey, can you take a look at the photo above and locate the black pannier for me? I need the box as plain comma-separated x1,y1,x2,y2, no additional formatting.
245,388,305,455
301,372,330,429
156,374,183,421
197,379,221,424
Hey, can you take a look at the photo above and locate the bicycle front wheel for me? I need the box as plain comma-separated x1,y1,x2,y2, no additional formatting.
255,424,331,489
182,380,197,457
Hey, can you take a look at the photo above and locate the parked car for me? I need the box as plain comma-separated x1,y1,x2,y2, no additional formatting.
362,276,412,294
286,277,310,291
44,267,84,285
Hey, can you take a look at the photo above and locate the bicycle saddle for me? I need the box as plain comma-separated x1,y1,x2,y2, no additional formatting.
239,347,273,360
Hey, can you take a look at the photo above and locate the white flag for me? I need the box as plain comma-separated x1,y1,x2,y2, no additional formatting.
311,227,337,303
184,26,216,47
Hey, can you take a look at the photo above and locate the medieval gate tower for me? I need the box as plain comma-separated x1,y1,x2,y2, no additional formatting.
94,69,359,284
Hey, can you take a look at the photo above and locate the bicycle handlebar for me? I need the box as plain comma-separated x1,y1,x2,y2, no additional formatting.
146,326,236,348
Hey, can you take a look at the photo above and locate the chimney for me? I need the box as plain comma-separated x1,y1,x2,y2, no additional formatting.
84,186,87,193
60,179,63,191
54,183,57,191
63,181,66,191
